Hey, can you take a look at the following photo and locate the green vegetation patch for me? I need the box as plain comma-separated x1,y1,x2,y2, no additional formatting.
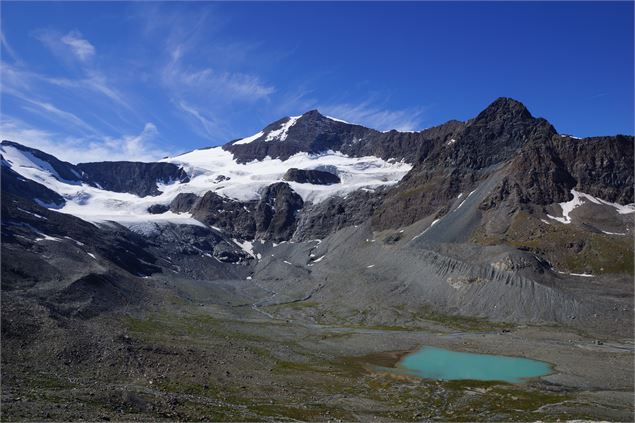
472,211,634,275
413,305,514,332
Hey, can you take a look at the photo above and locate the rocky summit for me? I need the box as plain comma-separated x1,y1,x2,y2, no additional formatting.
2,97,634,421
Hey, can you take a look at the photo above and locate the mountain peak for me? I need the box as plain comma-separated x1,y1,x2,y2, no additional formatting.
301,109,323,117
475,97,533,122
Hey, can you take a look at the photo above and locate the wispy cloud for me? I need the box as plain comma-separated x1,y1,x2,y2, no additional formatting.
44,71,132,110
162,38,275,104
1,31,21,64
20,97,96,133
134,5,275,141
29,29,130,110
1,117,170,163
320,101,426,132
177,100,231,140
36,29,95,63
272,88,427,132
60,30,95,62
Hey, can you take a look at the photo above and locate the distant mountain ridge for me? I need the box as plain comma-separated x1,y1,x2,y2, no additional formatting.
1,97,633,276
2,97,633,233
2,96,634,356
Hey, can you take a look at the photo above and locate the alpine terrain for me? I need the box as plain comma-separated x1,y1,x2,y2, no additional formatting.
2,97,633,421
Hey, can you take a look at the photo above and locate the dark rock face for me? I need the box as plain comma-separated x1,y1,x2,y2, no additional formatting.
188,192,256,239
480,141,576,209
1,192,161,279
372,97,560,229
443,97,557,170
212,242,245,263
224,111,375,163
255,183,304,241
168,183,304,242
342,120,465,163
139,222,251,271
169,193,200,213
223,110,465,166
1,160,65,207
283,168,340,185
293,188,386,241
481,134,634,211
554,135,634,204
76,161,190,197
147,204,169,214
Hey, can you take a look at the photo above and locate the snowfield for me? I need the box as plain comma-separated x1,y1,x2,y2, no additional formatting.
163,147,412,203
2,142,412,228
5,137,633,237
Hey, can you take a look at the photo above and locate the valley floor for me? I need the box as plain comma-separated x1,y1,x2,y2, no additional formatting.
2,281,633,422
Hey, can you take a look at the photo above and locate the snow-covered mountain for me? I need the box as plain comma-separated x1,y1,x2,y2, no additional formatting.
1,128,412,229
2,98,634,337
2,99,633,243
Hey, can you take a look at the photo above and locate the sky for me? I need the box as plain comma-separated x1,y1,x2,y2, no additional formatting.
1,1,633,163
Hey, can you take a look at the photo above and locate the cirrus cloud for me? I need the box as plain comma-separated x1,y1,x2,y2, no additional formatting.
60,30,95,62
0,117,170,163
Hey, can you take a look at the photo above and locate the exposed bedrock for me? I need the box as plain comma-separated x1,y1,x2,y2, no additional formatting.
185,192,257,239
224,109,461,164
255,182,304,241
1,160,66,207
282,168,341,185
292,188,386,241
167,182,304,242
76,161,190,197
554,134,634,204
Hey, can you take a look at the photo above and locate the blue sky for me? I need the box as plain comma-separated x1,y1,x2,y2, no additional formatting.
1,1,633,163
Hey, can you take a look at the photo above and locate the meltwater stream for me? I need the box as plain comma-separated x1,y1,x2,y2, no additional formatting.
395,346,552,383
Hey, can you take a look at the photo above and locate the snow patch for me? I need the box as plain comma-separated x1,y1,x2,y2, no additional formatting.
233,239,255,258
325,115,351,124
17,208,46,219
560,134,581,140
64,236,85,246
557,270,594,278
265,116,301,142
412,218,441,240
0,144,79,185
233,130,265,145
602,230,627,236
547,189,635,224
35,233,62,242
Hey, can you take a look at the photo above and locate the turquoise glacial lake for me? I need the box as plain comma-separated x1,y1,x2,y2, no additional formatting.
396,346,552,383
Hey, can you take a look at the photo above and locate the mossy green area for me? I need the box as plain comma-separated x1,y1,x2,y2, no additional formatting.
362,378,580,422
264,300,318,312
2,305,618,422
412,305,514,332
117,310,593,421
472,211,634,275
123,312,267,343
